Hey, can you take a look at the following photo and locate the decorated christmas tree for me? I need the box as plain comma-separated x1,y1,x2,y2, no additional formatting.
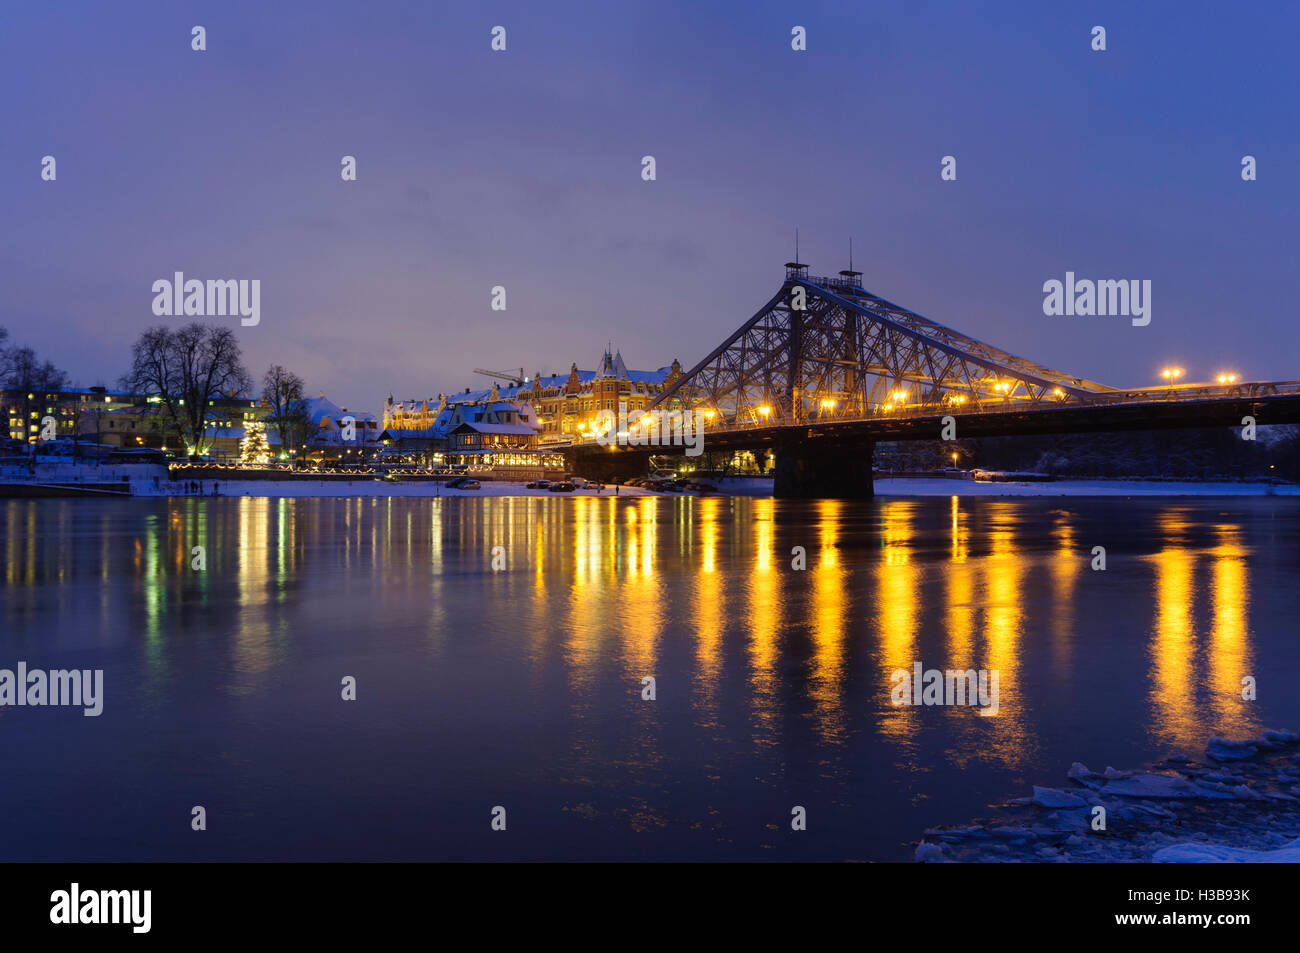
240,420,271,466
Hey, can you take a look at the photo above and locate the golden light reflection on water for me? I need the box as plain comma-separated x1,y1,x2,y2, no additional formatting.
878,500,919,744
809,499,848,743
1049,511,1077,674
693,497,723,713
0,495,1274,777
746,499,780,742
619,498,663,680
946,497,974,672
1149,511,1197,748
234,497,273,683
1146,511,1259,749
980,502,1031,767
565,497,602,685
1208,524,1255,737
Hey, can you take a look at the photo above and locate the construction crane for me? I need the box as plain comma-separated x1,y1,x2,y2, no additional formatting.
473,367,526,386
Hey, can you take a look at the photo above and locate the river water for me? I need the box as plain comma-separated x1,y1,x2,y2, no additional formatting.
2,495,1298,860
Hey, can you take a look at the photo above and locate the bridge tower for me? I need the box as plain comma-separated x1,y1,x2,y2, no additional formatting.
634,262,1146,498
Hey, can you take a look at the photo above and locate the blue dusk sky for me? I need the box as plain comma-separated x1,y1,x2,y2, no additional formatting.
1,0,1297,411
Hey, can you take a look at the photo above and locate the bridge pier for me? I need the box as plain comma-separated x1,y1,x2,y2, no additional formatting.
773,438,875,499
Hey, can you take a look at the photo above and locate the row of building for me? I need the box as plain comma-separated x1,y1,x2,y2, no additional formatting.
378,349,683,471
1,386,380,465
2,348,684,472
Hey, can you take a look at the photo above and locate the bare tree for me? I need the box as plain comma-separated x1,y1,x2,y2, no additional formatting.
261,364,307,464
121,323,251,459
2,338,69,447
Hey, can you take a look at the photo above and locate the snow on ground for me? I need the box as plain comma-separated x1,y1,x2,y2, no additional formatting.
4,463,1295,499
147,476,1298,500
914,731,1300,862
128,480,661,499
875,478,1300,497
1153,837,1300,863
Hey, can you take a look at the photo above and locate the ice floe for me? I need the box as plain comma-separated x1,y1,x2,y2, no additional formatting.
915,730,1300,862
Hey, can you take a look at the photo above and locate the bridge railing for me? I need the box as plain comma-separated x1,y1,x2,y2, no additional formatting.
561,379,1300,445
638,380,1300,434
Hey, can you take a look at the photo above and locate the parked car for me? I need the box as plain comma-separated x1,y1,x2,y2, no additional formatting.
459,479,481,489
684,482,717,492
548,482,576,492
585,482,604,491
445,476,470,488
526,479,552,489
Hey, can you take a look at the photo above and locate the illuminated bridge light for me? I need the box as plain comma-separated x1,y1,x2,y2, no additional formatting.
602,269,1297,454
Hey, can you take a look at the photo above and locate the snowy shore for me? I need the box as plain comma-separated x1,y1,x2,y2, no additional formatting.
128,479,663,498
915,730,1300,863
874,477,1300,497
137,477,1298,499
2,463,1295,499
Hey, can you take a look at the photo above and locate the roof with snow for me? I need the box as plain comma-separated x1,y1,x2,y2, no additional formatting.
443,363,675,405
300,396,377,426
449,421,539,436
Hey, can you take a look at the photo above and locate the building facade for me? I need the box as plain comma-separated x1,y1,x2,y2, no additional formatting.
382,349,683,448
3,386,138,446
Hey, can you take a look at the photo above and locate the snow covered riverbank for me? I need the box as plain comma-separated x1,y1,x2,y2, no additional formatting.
4,465,1295,499
126,479,662,498
915,730,1300,862
875,478,1300,497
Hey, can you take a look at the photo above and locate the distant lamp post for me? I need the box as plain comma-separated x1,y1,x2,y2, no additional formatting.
1216,373,1237,384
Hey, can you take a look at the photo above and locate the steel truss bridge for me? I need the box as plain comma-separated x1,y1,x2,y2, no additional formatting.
572,264,1300,497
